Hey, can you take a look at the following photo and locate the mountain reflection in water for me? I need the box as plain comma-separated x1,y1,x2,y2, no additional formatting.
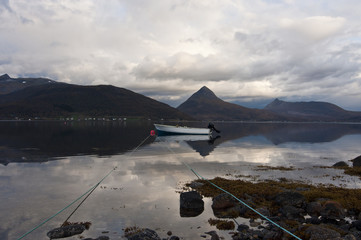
155,122,361,157
2,121,361,240
1,121,361,164
0,120,154,165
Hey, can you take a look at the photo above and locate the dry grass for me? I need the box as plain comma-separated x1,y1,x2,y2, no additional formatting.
208,218,235,230
189,177,361,214
255,165,297,171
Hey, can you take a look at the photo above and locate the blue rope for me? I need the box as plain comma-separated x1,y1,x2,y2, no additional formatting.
158,137,302,240
182,162,302,240
16,169,115,240
16,134,151,240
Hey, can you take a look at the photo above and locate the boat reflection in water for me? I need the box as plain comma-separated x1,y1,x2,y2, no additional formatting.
155,134,221,157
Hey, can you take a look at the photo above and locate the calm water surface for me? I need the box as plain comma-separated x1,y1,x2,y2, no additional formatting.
1,121,361,240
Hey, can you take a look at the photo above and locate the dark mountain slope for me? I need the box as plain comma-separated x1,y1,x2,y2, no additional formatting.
265,98,361,121
177,86,287,121
0,83,191,120
0,73,56,95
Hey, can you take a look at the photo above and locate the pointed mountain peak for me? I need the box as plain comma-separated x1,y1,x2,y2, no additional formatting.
273,98,284,103
192,86,218,99
273,98,284,104
0,74,11,81
265,98,285,109
177,86,221,111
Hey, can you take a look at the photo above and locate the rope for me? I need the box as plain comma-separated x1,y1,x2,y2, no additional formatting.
17,134,151,240
61,175,107,227
62,134,152,226
157,136,302,240
16,180,104,240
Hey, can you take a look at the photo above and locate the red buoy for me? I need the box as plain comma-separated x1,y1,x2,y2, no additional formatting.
150,130,156,136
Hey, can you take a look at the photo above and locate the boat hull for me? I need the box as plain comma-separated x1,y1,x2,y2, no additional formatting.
154,124,210,135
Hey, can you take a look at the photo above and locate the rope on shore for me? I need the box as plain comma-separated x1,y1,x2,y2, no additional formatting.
158,136,302,240
16,134,151,240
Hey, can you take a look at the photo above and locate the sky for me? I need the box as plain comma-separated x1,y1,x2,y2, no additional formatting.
1,0,361,110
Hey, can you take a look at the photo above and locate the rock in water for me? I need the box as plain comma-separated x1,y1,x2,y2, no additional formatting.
83,236,109,240
352,155,361,167
333,161,348,167
180,191,204,217
205,231,220,240
47,224,86,239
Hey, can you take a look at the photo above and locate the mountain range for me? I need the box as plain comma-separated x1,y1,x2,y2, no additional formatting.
0,74,190,120
177,86,287,121
1,73,361,122
0,73,56,95
264,98,361,122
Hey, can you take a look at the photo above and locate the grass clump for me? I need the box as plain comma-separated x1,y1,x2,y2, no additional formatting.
256,165,296,171
343,166,361,178
62,221,91,230
208,218,235,230
124,226,143,237
331,164,361,178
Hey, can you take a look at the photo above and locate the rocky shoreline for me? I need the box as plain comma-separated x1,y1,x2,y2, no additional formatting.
120,175,361,240
47,156,361,240
174,155,361,240
120,156,361,240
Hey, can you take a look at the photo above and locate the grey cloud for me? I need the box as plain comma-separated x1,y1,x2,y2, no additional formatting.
234,31,282,54
290,45,361,83
1,0,361,110
0,0,12,12
133,53,238,82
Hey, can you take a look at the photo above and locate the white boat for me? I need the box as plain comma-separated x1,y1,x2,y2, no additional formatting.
154,124,211,135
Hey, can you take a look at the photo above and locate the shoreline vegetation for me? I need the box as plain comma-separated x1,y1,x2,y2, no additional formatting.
120,157,361,240
100,156,361,240
176,157,361,240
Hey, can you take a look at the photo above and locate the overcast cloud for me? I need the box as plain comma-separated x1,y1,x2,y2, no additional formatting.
1,0,361,110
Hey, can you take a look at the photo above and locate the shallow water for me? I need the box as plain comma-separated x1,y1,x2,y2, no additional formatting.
1,121,361,239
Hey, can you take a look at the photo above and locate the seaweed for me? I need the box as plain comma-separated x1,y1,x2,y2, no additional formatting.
190,177,361,214
208,218,235,230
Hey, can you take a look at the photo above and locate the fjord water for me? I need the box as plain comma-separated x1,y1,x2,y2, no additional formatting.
1,121,361,240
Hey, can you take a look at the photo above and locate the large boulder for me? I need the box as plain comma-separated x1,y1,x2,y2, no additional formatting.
47,224,86,239
320,201,345,220
180,191,204,217
352,155,361,167
212,193,238,209
211,193,241,218
274,191,306,208
351,220,361,231
306,201,322,217
305,225,341,240
279,205,305,221
333,161,348,167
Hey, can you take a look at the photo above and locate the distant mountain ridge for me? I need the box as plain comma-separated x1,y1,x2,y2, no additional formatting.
0,73,56,95
0,74,191,120
264,98,361,121
177,86,287,121
1,73,361,122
